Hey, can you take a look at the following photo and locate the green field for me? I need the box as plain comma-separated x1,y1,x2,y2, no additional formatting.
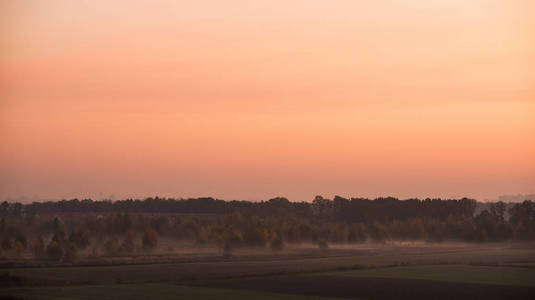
321,265,535,287
0,284,340,300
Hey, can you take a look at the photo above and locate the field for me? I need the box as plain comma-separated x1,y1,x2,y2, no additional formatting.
0,284,341,300
320,265,535,287
1,243,535,299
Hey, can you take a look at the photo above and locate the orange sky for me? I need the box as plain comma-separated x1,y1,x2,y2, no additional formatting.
1,0,534,202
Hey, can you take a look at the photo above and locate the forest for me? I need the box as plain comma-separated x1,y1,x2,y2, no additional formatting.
1,196,534,261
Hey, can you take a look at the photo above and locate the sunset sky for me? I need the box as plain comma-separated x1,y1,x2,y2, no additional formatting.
1,0,534,202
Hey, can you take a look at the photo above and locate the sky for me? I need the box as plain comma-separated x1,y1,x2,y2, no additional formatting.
1,0,534,202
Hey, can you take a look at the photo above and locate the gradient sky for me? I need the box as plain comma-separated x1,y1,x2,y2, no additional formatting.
1,0,534,202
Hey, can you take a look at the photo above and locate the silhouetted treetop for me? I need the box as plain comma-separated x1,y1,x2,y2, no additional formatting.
1,196,480,224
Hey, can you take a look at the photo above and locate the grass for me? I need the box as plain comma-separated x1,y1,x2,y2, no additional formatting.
320,264,535,287
0,284,341,300
2,247,534,300
3,247,535,284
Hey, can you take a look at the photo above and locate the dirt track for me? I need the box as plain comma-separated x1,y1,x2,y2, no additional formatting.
194,275,535,300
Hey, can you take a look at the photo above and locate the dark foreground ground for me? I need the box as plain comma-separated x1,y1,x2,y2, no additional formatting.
1,243,535,299
194,275,535,300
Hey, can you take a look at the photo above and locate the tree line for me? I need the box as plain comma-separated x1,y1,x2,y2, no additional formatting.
0,196,534,261
2,196,479,221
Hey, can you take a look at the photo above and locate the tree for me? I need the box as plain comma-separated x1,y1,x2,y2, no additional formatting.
425,220,445,242
46,241,64,260
195,226,212,246
490,202,506,222
509,201,535,240
33,236,45,258
63,242,78,262
369,222,389,242
243,228,268,247
15,241,24,256
52,231,66,245
142,228,158,251
103,239,120,255
120,231,135,253
223,228,243,248
69,230,90,249
312,196,332,219
1,236,11,250
270,234,284,252
15,233,27,249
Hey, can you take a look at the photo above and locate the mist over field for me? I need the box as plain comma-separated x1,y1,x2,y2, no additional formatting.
1,196,534,263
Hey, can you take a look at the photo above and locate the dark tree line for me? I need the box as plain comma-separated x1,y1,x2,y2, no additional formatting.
1,197,534,262
1,196,477,222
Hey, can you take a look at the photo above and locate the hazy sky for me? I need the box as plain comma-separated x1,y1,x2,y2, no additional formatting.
1,0,534,202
